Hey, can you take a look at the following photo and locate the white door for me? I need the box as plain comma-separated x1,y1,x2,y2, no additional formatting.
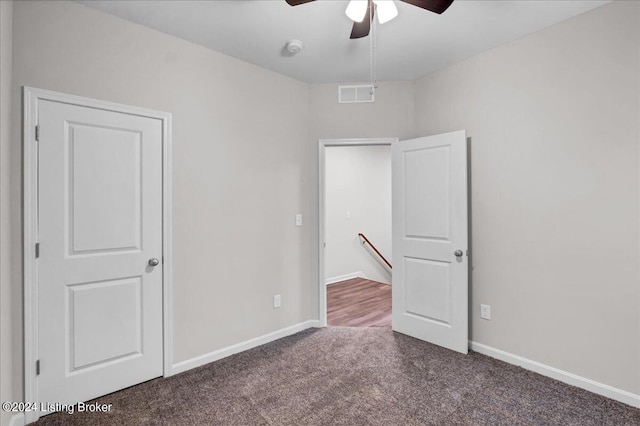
37,99,164,405
391,130,468,354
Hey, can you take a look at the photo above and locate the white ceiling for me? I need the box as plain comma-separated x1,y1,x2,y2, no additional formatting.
78,0,609,84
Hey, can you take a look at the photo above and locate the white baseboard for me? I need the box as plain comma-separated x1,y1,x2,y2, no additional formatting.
171,320,320,375
9,413,25,426
326,271,367,285
469,341,640,408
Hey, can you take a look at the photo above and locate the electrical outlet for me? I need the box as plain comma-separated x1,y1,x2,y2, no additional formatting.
273,294,281,309
480,304,491,320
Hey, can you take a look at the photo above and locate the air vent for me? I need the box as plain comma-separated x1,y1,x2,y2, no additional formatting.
338,85,375,104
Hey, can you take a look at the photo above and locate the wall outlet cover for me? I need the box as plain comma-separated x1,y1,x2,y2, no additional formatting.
480,304,491,320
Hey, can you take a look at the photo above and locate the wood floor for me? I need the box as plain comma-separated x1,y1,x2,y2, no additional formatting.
327,277,391,327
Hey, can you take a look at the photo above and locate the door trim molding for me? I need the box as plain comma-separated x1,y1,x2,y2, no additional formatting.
22,87,173,424
317,138,397,327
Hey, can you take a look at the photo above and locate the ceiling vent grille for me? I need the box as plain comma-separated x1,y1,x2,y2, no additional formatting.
338,85,375,104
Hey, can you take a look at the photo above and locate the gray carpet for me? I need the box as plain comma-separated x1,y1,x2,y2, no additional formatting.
35,327,640,425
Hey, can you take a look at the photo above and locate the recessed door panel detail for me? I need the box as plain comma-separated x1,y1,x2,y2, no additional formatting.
68,123,142,255
68,277,142,372
403,146,450,241
403,257,451,325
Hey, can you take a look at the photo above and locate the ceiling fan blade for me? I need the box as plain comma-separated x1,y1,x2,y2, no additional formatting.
400,0,454,14
350,0,374,39
350,20,370,39
285,0,316,6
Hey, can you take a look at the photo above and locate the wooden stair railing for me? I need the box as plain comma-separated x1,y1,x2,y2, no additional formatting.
358,233,392,269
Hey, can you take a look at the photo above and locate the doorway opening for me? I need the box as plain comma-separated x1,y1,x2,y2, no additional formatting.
318,138,397,328
319,132,469,353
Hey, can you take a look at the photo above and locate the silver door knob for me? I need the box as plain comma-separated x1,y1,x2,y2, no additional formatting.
454,250,463,257
148,258,160,267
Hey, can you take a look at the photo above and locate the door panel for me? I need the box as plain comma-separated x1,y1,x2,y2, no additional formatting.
69,277,142,371
404,257,451,324
404,145,450,240
392,131,468,354
38,99,163,406
69,123,142,254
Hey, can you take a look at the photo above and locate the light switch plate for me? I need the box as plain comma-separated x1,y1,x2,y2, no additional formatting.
295,214,302,227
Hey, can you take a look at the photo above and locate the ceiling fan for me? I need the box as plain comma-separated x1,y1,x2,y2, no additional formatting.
285,0,454,39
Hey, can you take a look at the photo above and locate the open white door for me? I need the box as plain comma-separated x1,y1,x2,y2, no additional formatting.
391,130,468,354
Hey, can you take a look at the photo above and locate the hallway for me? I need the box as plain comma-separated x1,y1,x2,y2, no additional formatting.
327,278,391,328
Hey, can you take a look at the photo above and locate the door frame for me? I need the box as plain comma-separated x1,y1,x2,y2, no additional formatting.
317,138,397,326
23,87,173,423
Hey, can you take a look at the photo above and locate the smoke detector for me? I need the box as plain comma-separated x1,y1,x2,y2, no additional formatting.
285,40,304,54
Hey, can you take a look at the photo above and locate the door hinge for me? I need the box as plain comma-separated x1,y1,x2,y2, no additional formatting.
35,125,40,142
36,359,40,376
35,243,40,258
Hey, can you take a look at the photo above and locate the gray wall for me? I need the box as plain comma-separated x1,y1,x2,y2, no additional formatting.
325,145,392,284
0,2,13,426
414,0,640,394
5,0,313,410
309,81,417,142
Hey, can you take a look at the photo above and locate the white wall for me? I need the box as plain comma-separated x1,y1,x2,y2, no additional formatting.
414,0,640,395
6,0,313,411
0,2,13,426
325,145,391,284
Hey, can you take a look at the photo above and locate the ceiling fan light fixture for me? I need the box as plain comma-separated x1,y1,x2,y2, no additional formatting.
373,0,398,24
345,0,368,23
